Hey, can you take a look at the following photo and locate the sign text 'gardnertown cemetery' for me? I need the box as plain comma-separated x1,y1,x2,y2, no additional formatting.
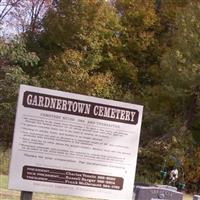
8,85,143,200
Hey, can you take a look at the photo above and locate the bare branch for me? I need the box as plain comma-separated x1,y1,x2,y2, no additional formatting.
0,0,21,21
7,0,53,33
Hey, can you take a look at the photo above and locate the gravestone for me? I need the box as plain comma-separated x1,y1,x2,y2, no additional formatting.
135,186,183,200
193,195,200,200
156,185,177,191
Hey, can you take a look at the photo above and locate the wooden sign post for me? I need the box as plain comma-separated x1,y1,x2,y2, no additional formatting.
20,191,33,200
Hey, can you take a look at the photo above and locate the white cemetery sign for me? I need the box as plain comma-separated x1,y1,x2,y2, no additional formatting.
8,85,143,200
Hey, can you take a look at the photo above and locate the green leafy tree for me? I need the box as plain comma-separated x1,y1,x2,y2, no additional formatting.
136,1,200,188
0,37,39,148
37,0,138,100
39,0,121,58
115,0,161,86
41,49,88,93
161,2,200,128
41,48,123,100
150,1,200,189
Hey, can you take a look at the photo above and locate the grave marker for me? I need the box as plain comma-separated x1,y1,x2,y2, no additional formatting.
157,185,177,191
193,195,200,200
135,186,183,200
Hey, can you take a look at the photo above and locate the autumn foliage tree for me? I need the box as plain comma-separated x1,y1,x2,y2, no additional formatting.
1,0,200,192
39,0,133,100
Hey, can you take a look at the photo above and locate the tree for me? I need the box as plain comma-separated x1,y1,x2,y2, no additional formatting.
41,49,88,94
39,0,121,57
0,0,20,22
114,0,161,86
135,1,200,188
161,2,200,128
0,37,40,148
36,0,137,100
151,1,200,189
3,0,54,34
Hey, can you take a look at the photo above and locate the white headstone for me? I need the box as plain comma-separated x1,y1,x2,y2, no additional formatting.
193,195,200,200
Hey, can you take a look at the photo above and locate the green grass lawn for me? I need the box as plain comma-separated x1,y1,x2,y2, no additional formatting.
0,174,8,189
